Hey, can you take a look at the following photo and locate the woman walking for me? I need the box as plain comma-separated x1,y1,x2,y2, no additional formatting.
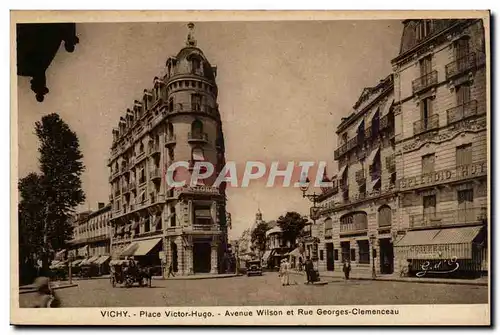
279,259,290,286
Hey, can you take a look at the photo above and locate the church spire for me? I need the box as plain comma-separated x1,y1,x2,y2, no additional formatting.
186,22,197,47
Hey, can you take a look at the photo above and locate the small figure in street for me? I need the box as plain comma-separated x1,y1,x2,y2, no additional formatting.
298,257,303,272
343,260,351,280
30,277,61,308
304,257,314,284
167,263,176,278
279,259,290,286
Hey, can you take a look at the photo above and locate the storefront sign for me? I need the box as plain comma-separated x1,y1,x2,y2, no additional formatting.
174,186,220,196
398,243,472,260
398,161,486,191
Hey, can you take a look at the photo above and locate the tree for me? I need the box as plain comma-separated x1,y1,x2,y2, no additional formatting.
277,211,308,247
19,113,86,274
251,221,269,257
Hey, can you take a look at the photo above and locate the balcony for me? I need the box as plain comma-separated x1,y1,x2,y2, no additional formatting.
148,143,161,156
380,113,394,131
334,136,359,160
136,150,146,162
397,160,487,192
445,52,478,80
355,170,366,185
188,132,209,144
165,134,176,146
150,168,162,181
446,100,478,125
412,70,438,95
413,114,439,136
121,184,130,194
340,220,368,233
409,207,487,229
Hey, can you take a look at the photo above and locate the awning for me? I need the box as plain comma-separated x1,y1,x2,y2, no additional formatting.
381,99,394,118
78,245,89,257
87,255,101,264
367,147,380,166
286,247,303,258
79,258,91,266
54,249,66,261
131,220,139,230
338,165,347,178
121,238,162,257
266,226,282,236
261,250,272,263
394,230,441,247
355,118,365,132
95,255,111,265
192,147,205,161
154,216,162,228
369,178,381,192
71,259,83,267
431,226,483,245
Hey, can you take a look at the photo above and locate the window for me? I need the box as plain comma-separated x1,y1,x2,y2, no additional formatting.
421,154,435,175
144,217,150,232
191,94,202,111
168,98,174,112
319,250,324,261
358,240,370,264
458,189,473,210
350,249,356,262
324,218,333,237
191,119,203,136
455,37,470,61
341,133,348,145
192,147,205,164
423,195,437,217
456,84,471,107
194,205,213,226
334,249,339,261
191,58,201,74
421,98,433,123
416,20,432,41
456,144,472,167
420,56,432,76
341,242,350,262
378,206,392,228
170,206,176,227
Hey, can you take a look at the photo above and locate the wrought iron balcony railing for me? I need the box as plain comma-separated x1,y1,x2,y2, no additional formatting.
409,207,487,229
413,114,439,135
446,100,479,125
412,70,438,95
340,220,368,233
445,52,478,80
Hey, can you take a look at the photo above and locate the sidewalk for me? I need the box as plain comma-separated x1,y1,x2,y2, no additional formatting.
289,270,488,286
19,280,78,294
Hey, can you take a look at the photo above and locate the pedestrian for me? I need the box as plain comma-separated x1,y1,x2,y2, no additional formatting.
167,262,175,278
304,257,314,284
30,277,61,308
343,260,351,280
279,259,290,286
298,257,303,272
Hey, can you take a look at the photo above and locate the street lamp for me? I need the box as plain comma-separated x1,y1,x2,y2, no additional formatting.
299,178,321,225
369,234,377,279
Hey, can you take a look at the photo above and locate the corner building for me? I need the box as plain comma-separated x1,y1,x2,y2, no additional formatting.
391,19,487,276
315,74,398,276
108,24,228,276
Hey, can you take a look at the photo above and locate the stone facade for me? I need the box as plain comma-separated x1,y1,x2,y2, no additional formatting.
108,23,228,277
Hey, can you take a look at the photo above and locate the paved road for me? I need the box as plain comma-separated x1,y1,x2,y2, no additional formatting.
19,273,488,307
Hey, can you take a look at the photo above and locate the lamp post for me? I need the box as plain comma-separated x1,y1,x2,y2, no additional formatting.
68,253,73,285
369,234,377,279
299,178,322,270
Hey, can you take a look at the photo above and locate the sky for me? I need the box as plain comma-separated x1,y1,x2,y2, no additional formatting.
17,20,403,240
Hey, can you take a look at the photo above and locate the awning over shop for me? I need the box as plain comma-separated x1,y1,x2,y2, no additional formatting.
71,259,83,267
367,147,380,166
121,238,162,257
95,255,111,265
381,99,394,118
338,165,347,178
261,250,272,263
54,249,66,261
79,258,91,266
78,245,89,257
394,226,484,260
286,247,303,258
87,255,101,264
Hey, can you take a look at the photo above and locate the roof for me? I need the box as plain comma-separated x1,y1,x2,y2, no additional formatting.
266,226,283,236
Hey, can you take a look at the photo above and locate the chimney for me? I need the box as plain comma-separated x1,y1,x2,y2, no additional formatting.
98,202,105,210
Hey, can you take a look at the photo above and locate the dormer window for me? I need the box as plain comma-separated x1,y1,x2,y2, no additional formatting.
416,20,432,41
191,58,201,75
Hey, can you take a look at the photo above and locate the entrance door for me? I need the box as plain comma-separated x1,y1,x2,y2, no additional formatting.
326,243,334,271
170,242,178,272
340,241,350,262
193,242,211,273
379,238,394,274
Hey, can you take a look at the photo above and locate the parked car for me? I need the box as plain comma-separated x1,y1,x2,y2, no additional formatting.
246,260,263,276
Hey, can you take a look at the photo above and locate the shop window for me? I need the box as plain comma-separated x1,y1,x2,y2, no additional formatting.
350,249,356,262
358,240,370,264
319,250,324,261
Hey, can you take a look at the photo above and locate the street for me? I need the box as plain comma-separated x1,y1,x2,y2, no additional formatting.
19,273,488,307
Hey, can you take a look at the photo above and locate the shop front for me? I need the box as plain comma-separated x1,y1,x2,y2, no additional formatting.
394,225,486,278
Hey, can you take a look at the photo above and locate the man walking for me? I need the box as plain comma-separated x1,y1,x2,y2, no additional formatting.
343,260,351,280
167,262,175,278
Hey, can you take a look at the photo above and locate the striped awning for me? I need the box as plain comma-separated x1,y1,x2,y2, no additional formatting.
431,226,483,245
87,255,101,264
381,99,394,118
338,165,347,178
394,229,441,247
367,147,380,166
95,255,111,265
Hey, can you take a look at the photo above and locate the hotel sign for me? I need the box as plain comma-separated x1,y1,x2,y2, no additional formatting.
398,161,486,191
174,186,220,196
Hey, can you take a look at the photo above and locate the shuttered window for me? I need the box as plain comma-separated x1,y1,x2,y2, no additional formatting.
423,195,436,216
420,56,432,76
456,144,472,167
456,84,471,106
378,206,392,227
421,154,435,174
458,189,474,210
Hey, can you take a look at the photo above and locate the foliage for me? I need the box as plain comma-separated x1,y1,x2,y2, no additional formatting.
251,221,269,254
18,113,86,273
277,211,308,247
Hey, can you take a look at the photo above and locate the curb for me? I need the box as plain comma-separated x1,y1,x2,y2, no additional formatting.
289,272,487,286
19,283,78,295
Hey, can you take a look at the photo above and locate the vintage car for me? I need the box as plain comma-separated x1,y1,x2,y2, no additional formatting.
110,260,152,288
246,260,263,276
